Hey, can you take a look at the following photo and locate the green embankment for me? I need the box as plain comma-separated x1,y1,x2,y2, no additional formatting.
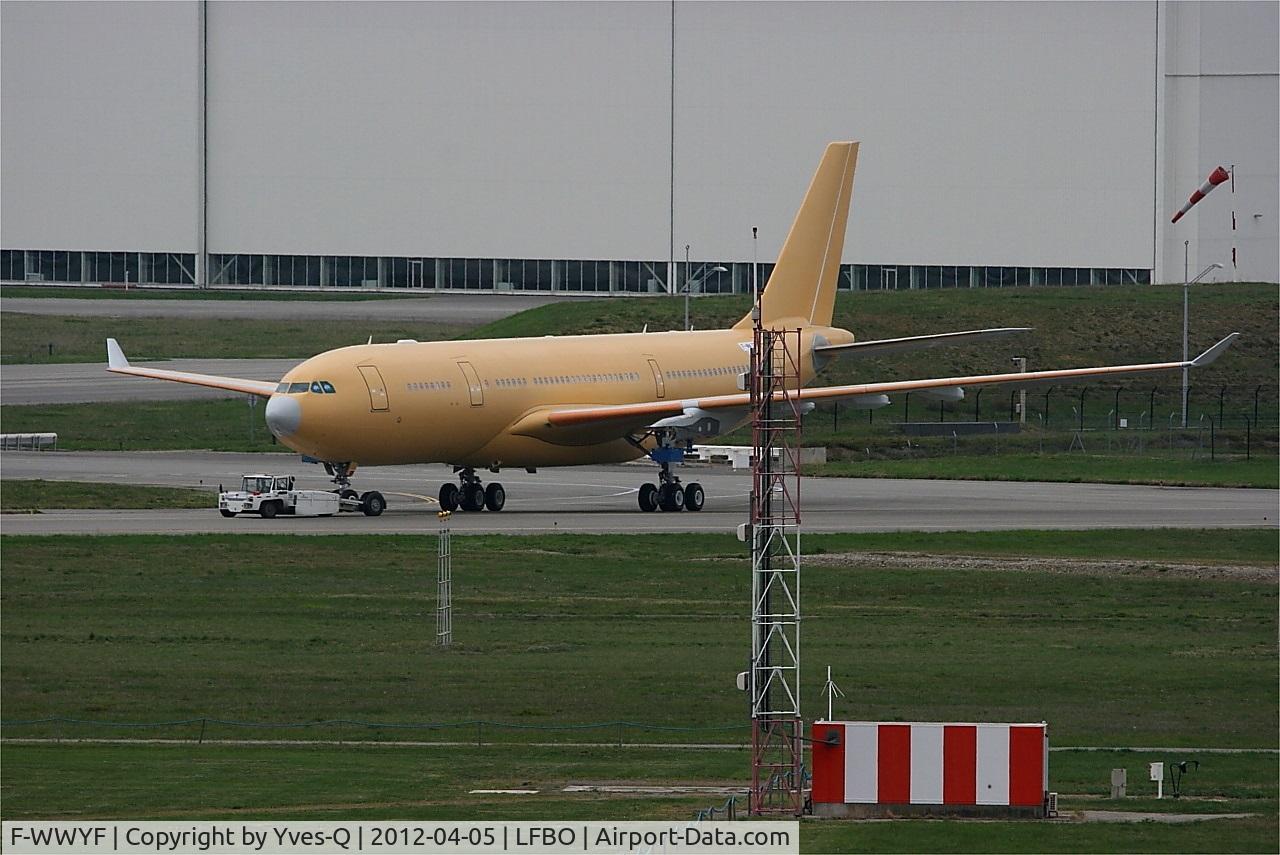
1,480,213,512
471,282,1278,393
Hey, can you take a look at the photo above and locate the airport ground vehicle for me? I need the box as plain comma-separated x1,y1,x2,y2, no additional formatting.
218,474,385,518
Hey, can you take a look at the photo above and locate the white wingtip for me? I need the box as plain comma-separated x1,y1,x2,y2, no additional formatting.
1191,333,1240,367
106,338,129,370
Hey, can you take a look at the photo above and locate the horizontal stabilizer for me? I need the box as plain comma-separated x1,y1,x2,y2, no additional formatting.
105,338,279,398
815,327,1031,358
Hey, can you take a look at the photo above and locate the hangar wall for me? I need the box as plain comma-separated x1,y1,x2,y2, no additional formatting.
0,1,199,252
1158,0,1280,284
2,1,1276,288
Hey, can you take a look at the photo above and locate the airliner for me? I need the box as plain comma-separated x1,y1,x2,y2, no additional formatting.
106,142,1238,513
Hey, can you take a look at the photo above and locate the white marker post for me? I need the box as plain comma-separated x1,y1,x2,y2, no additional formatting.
821,665,844,722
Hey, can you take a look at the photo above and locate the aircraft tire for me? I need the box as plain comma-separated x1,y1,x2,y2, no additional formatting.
439,483,460,512
259,502,279,519
219,509,237,518
683,482,705,512
638,483,658,512
484,482,506,512
361,490,386,516
339,488,359,500
461,483,485,512
658,483,685,512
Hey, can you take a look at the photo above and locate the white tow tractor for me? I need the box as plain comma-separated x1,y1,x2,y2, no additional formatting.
218,474,386,518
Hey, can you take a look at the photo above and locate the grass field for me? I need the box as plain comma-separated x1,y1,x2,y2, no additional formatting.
1,744,1275,852
2,396,1275,486
0,399,283,452
0,313,469,364
1,480,213,512
1,285,423,301
807,452,1279,488
1,529,1275,850
3,530,1274,744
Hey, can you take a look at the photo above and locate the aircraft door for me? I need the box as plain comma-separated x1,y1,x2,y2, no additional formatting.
647,358,666,399
357,365,390,411
457,361,484,406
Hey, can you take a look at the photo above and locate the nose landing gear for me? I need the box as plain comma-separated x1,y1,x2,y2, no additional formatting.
321,461,385,516
439,468,505,512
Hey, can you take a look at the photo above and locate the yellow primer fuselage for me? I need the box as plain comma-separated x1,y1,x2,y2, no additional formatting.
277,324,851,468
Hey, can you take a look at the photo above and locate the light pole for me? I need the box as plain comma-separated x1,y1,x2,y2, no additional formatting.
1182,261,1223,427
682,244,727,331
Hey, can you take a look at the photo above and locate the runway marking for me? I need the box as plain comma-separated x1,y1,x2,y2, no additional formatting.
383,491,438,504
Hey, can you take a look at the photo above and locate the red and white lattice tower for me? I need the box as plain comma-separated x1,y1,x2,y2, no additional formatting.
748,299,805,816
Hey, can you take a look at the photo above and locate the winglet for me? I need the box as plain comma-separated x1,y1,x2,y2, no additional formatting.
106,338,129,370
1191,333,1240,368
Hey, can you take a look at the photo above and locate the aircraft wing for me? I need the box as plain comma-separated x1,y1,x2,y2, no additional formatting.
814,327,1032,357
106,338,279,398
534,333,1240,433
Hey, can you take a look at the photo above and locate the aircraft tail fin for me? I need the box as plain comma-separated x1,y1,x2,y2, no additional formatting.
735,141,859,330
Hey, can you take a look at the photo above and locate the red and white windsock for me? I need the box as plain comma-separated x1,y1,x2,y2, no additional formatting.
1171,166,1230,223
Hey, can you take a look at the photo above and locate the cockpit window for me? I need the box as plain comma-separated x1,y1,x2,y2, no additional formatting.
310,381,324,394
320,381,335,394
276,382,290,393
288,382,309,394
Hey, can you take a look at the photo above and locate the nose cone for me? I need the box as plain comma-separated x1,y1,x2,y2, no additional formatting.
265,394,302,438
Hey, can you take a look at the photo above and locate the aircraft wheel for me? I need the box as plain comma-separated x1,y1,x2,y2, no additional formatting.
658,483,685,512
259,502,279,519
638,483,658,512
339,488,359,500
219,509,237,518
361,490,386,516
484,482,506,512
460,483,485,512
682,481,705,512
439,483,460,512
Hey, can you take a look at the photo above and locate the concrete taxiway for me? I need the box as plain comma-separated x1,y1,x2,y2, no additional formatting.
2,359,298,404
1,293,567,323
2,451,1273,535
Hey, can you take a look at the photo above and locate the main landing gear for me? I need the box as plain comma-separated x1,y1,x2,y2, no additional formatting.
323,461,386,517
636,434,704,513
438,467,505,513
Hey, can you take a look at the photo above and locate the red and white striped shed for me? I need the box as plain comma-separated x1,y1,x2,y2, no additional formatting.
811,721,1048,815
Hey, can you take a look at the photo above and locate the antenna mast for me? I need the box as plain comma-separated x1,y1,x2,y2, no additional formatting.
747,254,805,815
